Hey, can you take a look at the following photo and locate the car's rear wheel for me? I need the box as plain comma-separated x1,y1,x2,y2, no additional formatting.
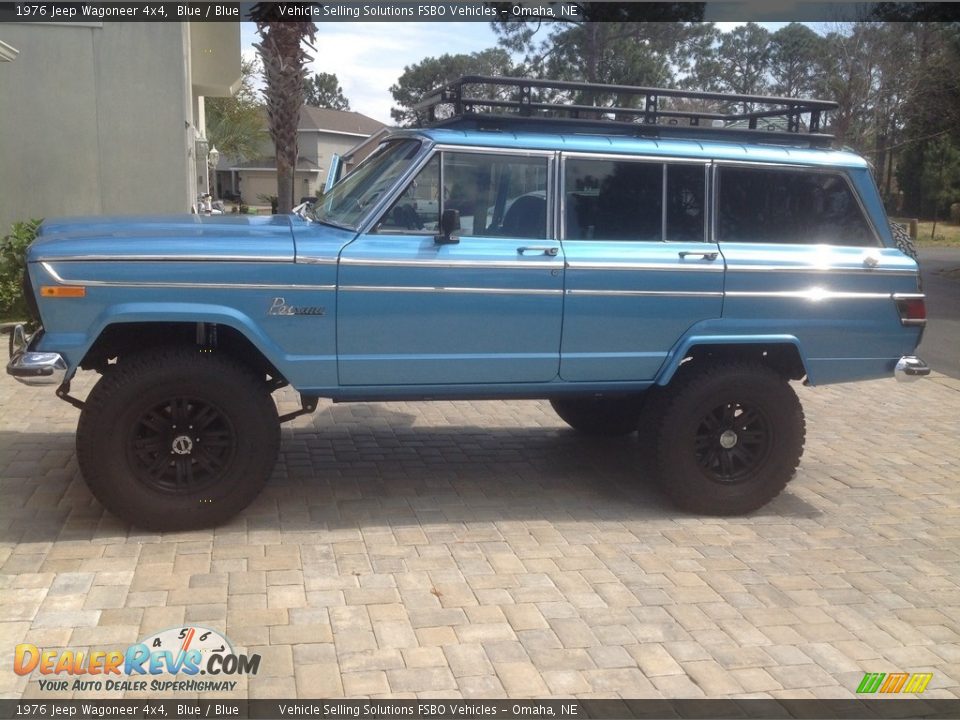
77,347,280,530
653,363,805,515
550,395,645,436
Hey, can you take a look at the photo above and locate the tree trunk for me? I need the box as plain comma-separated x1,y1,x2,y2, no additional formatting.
254,20,316,214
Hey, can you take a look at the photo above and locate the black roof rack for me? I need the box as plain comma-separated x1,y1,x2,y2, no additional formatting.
415,76,839,148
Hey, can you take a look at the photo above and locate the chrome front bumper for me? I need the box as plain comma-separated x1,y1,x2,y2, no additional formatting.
6,324,67,386
895,355,931,382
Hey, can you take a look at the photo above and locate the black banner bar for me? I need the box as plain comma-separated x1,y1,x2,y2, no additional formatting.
1,2,959,24
1,699,959,719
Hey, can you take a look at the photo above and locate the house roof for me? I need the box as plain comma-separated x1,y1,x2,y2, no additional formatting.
298,106,386,136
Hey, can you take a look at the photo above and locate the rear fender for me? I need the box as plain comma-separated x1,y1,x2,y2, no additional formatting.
656,334,809,386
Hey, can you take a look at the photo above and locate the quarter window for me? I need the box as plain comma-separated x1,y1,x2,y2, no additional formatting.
380,156,440,233
717,166,876,246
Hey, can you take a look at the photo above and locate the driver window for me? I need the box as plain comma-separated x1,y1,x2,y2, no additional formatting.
379,155,441,233
444,152,548,238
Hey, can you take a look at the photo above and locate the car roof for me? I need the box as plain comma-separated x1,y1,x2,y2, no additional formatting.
393,127,869,170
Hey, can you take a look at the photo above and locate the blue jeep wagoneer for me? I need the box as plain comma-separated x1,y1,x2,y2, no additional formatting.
8,77,930,530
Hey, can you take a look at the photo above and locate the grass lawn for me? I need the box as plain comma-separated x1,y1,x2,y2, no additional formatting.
915,221,960,248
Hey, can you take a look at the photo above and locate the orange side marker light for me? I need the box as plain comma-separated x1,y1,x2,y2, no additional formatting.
40,286,86,298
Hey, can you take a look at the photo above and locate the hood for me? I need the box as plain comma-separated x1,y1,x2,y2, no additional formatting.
29,214,295,262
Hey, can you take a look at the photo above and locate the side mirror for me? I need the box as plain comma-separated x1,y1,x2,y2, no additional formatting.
435,208,461,245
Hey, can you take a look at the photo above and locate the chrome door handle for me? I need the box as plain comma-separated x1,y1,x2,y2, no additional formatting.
518,246,559,256
678,251,718,261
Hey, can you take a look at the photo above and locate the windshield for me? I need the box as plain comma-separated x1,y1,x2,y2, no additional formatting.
310,139,422,229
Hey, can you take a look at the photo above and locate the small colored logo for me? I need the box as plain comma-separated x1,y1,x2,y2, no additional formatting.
13,626,260,693
856,672,933,694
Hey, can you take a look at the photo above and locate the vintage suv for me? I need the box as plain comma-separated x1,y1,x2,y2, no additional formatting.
7,77,930,530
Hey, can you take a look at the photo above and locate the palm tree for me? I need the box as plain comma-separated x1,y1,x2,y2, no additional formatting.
253,10,316,213
206,58,266,166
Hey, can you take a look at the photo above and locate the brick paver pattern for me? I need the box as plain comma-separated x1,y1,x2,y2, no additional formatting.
1,370,958,700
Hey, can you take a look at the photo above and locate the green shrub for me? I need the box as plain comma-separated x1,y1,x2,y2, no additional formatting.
0,219,42,322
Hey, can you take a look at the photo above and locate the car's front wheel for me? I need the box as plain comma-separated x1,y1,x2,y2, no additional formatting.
76,347,280,531
653,363,805,515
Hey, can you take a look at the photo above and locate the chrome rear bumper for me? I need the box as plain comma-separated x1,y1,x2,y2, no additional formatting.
895,355,931,382
6,324,67,386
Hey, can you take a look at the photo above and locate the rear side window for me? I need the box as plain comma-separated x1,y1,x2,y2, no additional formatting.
565,159,662,241
717,166,876,246
564,159,706,242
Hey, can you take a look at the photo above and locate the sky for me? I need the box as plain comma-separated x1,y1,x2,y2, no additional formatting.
239,21,788,126
240,22,504,124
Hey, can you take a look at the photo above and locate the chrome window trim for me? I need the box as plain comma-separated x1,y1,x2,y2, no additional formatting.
661,164,668,243
892,293,926,300
559,153,567,242
339,285,562,296
432,144,558,159
296,256,339,265
712,160,883,248
40,263,334,291
561,151,710,165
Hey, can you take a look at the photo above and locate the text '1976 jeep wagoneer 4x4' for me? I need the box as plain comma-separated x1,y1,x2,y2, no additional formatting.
8,77,930,531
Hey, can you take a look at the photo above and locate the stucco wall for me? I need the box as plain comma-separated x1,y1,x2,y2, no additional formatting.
238,170,320,206
0,23,192,230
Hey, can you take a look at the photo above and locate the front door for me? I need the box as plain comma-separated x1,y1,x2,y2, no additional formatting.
337,149,564,386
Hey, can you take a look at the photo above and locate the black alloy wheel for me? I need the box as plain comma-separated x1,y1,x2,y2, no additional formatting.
126,396,238,495
693,400,773,484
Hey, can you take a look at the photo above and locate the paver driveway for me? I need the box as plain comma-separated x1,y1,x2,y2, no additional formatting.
1,369,958,700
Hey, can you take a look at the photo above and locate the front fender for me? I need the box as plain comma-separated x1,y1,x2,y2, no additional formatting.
38,303,288,378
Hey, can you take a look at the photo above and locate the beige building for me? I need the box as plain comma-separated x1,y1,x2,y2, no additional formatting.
219,106,385,205
0,22,240,231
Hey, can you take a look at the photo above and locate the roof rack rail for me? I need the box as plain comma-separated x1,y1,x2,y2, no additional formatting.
415,75,839,148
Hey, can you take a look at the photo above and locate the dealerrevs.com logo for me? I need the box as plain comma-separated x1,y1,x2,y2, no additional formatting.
856,672,933,694
14,626,260,693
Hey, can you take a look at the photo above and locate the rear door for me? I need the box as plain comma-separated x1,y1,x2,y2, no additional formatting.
337,148,564,386
559,154,724,381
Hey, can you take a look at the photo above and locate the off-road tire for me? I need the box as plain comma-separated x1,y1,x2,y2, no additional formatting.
653,363,805,515
550,395,645,436
76,347,280,531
